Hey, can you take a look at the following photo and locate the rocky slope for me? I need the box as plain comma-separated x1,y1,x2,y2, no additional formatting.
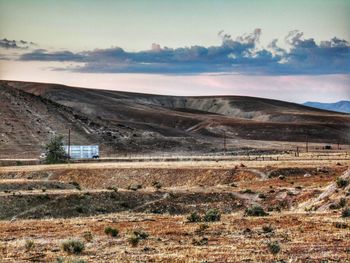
1,80,349,158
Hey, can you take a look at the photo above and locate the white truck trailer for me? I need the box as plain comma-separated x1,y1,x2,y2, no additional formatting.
63,145,99,159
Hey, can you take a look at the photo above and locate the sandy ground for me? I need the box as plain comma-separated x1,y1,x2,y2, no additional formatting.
1,212,349,262
1,153,349,173
0,152,349,262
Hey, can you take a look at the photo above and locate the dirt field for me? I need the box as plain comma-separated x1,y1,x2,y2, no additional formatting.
0,154,349,262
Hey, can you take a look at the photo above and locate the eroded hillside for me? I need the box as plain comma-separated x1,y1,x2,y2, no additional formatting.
1,80,349,158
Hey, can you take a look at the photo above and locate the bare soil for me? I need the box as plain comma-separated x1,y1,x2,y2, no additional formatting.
0,154,349,262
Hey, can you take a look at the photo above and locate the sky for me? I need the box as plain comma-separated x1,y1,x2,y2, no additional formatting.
0,0,349,103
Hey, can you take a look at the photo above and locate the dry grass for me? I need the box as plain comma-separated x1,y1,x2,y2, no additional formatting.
0,212,349,262
0,154,349,262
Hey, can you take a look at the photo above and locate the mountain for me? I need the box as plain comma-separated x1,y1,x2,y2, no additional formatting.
1,80,350,158
303,101,350,114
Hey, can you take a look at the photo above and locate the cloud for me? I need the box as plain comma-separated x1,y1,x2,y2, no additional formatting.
16,29,350,75
278,30,350,75
0,38,36,49
20,49,84,61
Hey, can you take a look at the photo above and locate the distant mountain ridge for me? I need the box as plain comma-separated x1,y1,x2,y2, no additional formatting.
303,101,350,114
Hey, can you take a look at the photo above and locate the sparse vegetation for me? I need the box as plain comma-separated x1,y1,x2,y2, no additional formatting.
61,239,85,254
342,208,350,218
152,181,162,190
192,237,208,246
127,234,140,247
258,193,267,199
1,157,349,262
132,229,149,240
336,178,349,188
245,205,268,217
262,225,274,233
82,231,93,242
66,259,87,263
104,226,119,237
339,198,347,208
267,241,281,255
107,186,118,192
70,181,81,190
25,240,35,251
128,184,142,191
334,222,348,229
195,223,210,235
240,189,255,194
203,209,221,222
187,212,202,222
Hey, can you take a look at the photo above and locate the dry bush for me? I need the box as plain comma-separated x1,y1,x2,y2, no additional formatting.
203,209,221,222
245,205,268,217
61,239,85,254
25,240,35,251
267,241,281,255
336,178,349,188
82,231,93,242
342,208,350,218
187,212,202,222
104,227,119,237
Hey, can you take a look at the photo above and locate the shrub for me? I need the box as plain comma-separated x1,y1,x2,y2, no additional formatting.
203,209,221,222
104,227,119,237
82,231,93,242
192,237,208,246
128,184,142,191
267,241,281,255
25,240,35,251
258,193,267,199
329,203,339,210
75,206,84,213
54,257,64,263
262,225,274,233
68,260,87,263
70,181,81,190
107,186,118,192
187,212,202,222
127,234,140,247
334,222,348,229
132,229,149,240
336,178,349,188
61,239,85,254
342,208,350,218
244,205,268,217
339,198,347,208
240,189,255,194
152,181,162,190
195,223,209,235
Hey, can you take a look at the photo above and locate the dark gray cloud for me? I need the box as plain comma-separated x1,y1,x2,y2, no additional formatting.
0,38,36,49
21,49,84,61
16,29,350,75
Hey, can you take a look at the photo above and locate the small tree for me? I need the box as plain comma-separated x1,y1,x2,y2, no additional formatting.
44,135,67,164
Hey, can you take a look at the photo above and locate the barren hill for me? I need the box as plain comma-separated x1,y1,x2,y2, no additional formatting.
0,80,349,158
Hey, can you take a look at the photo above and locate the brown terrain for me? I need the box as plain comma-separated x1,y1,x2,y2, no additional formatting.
1,80,350,262
0,155,350,262
1,80,349,158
